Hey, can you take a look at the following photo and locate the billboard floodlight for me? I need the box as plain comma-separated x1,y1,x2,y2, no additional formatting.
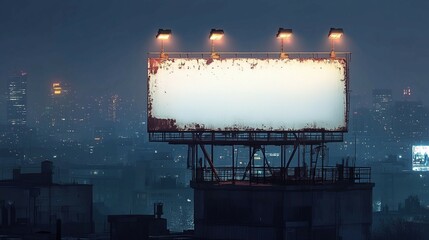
276,28,293,59
156,29,172,40
209,29,224,40
328,28,343,39
209,29,224,59
156,29,172,59
328,28,343,58
276,28,292,39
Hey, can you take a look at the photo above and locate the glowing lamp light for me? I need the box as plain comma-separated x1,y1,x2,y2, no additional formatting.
328,28,344,58
209,29,224,40
276,28,292,39
156,29,172,59
209,29,224,59
52,82,62,95
328,28,343,40
277,28,293,59
156,29,172,40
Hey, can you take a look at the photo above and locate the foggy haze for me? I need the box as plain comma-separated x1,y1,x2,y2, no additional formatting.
1,0,429,239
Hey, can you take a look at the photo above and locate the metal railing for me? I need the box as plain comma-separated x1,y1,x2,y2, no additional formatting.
149,132,344,144
147,51,351,61
193,166,371,185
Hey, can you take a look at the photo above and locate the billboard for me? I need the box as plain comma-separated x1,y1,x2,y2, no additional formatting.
412,145,429,171
148,58,348,132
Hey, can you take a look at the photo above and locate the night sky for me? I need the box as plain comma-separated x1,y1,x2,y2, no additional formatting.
1,0,429,122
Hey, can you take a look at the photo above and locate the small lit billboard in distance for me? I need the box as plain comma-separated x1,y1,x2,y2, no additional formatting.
412,145,429,171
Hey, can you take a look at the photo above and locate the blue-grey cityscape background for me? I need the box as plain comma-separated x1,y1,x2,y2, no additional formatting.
1,0,429,239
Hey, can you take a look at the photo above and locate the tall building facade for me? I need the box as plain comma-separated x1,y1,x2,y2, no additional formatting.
48,82,77,141
50,82,69,128
108,94,120,123
372,89,393,137
393,100,428,140
7,71,28,126
372,89,393,121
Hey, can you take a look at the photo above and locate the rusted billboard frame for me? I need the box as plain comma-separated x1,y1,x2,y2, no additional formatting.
147,52,351,139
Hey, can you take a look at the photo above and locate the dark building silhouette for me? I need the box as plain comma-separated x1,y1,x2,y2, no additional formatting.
0,161,93,236
192,163,373,240
108,203,169,240
373,195,429,240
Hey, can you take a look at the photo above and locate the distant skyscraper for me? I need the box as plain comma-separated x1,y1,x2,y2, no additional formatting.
108,94,120,122
50,82,68,128
393,100,428,140
49,81,76,141
7,71,28,126
372,89,392,114
372,89,393,135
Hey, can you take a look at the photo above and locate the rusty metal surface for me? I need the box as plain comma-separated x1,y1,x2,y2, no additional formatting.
148,57,348,132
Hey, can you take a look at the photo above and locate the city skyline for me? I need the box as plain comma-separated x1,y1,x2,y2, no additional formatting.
1,1,429,238
1,0,429,117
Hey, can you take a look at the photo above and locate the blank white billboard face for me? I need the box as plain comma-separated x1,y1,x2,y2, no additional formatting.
412,145,429,171
148,58,347,132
